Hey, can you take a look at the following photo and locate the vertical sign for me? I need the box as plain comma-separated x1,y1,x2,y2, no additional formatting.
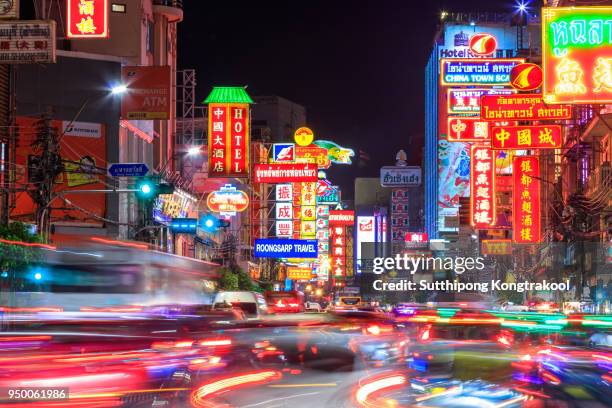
470,146,496,228
67,0,109,38
275,183,293,238
513,156,540,243
208,103,250,177
330,225,346,278
300,182,316,239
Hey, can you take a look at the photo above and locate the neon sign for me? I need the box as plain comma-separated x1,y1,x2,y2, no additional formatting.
469,33,497,56
510,63,543,91
206,184,249,215
480,94,571,121
440,58,525,86
312,140,355,164
470,146,496,228
447,118,489,142
447,88,515,115
67,0,109,38
491,125,562,150
513,156,541,243
542,7,612,104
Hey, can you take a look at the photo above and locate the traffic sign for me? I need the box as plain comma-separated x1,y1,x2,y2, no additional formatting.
108,163,149,177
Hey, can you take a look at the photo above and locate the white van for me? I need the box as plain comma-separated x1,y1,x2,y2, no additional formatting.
213,291,268,319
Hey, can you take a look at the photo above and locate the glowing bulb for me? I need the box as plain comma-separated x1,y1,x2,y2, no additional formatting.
34,273,42,280
111,84,127,94
187,146,201,156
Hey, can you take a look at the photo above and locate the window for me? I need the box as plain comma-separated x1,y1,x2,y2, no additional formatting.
111,3,126,13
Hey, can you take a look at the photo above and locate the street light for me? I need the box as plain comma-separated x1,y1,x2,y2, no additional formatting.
111,84,128,95
187,146,201,156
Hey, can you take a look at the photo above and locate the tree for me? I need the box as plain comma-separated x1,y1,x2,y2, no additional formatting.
218,267,239,291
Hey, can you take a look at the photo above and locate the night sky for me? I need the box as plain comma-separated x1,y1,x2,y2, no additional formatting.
178,0,532,198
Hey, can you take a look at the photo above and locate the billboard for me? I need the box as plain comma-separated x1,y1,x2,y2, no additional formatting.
254,238,318,258
542,7,612,104
295,146,331,169
470,146,496,228
272,143,295,162
356,216,375,274
275,184,293,201
0,20,56,64
121,66,171,120
330,225,347,278
480,94,571,121
440,58,525,86
12,117,105,225
0,0,19,19
491,125,562,150
207,103,250,177
438,137,470,210
67,0,108,38
254,163,317,183
513,156,541,243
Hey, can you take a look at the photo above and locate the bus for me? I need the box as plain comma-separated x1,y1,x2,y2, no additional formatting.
264,290,305,313
0,243,220,312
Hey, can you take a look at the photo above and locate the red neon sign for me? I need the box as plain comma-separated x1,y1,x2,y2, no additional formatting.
480,94,571,121
328,210,355,226
447,118,489,142
253,164,317,183
330,225,346,277
469,33,497,56
513,156,541,243
67,0,109,38
491,125,562,150
510,63,543,91
208,103,250,177
470,146,496,228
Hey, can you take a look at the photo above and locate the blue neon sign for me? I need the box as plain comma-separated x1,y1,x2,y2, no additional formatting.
440,58,524,86
254,239,318,259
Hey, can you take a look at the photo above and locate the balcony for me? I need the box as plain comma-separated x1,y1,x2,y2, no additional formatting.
586,163,612,205
152,0,183,22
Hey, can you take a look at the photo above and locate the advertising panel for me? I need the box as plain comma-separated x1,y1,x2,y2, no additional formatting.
439,26,519,59
0,20,56,64
438,137,470,210
440,58,525,86
272,143,295,162
329,210,355,226
510,63,543,91
153,189,196,225
12,117,106,225
253,163,317,183
470,146,496,228
254,239,318,258
294,127,314,146
542,7,612,104
121,66,171,120
312,140,355,164
513,156,541,243
330,225,346,277
207,103,249,177
405,232,429,249
380,166,422,186
275,202,292,220
206,184,249,216
295,146,331,169
447,88,515,115
491,125,562,150
287,267,314,281
356,216,375,273
480,94,571,121
67,0,108,38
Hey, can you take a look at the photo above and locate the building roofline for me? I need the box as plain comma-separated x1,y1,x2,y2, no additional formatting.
57,49,126,64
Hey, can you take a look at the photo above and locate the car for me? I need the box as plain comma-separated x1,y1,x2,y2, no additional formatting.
304,301,322,312
212,291,268,319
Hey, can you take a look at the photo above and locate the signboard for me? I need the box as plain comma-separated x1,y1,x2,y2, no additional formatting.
481,239,512,255
469,33,497,56
440,58,525,86
491,125,562,150
480,94,571,121
329,210,355,226
108,162,148,177
169,218,197,234
275,220,293,238
62,121,102,138
313,140,355,164
207,102,250,177
542,6,612,104
254,163,317,183
447,117,489,142
0,0,18,19
294,127,314,146
330,225,347,277
121,66,171,120
275,184,293,202
287,267,314,281
254,239,318,259
67,0,108,38
356,216,375,273
295,146,331,169
206,184,249,215
470,146,496,228
316,179,339,204
405,232,429,249
272,143,295,162
380,166,421,187
275,202,292,220
513,156,541,243
0,20,56,64
447,88,515,115
439,25,519,59
510,63,543,91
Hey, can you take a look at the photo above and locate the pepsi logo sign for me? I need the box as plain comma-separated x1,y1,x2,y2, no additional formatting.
469,33,497,56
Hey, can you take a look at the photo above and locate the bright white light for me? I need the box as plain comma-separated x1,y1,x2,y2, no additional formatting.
111,84,127,95
187,146,201,156
469,21,475,26
140,184,152,194
205,219,214,228
34,273,42,280
517,1,527,12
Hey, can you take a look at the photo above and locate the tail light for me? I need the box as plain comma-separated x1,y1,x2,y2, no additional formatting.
152,340,194,349
199,339,232,347
191,370,282,407
355,374,406,406
420,326,431,341
364,324,393,336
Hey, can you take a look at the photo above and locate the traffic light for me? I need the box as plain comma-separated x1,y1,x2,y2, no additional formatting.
135,178,174,200
200,213,230,232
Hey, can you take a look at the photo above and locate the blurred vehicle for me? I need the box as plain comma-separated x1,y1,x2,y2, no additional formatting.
213,291,268,319
500,301,529,312
589,332,612,348
1,245,219,311
264,290,304,313
304,301,322,312
392,302,426,317
332,295,361,310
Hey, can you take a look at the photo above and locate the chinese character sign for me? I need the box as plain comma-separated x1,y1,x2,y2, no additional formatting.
207,103,250,177
470,146,496,228
447,118,490,142
330,225,346,278
513,156,541,243
491,125,562,150
67,0,108,38
542,7,612,104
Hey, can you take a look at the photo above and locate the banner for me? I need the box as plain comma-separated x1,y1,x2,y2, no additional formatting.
0,20,56,64
491,125,562,150
208,103,250,177
513,156,540,243
470,146,496,228
121,66,171,120
254,163,317,183
67,0,108,38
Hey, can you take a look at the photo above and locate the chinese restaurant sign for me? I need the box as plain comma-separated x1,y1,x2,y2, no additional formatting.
447,117,489,142
542,7,612,104
513,156,541,243
0,21,56,64
440,58,525,86
254,163,317,183
206,184,249,216
330,225,347,277
491,125,562,149
480,94,571,121
447,88,515,115
481,239,512,255
470,146,496,228
67,0,108,38
208,103,250,177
